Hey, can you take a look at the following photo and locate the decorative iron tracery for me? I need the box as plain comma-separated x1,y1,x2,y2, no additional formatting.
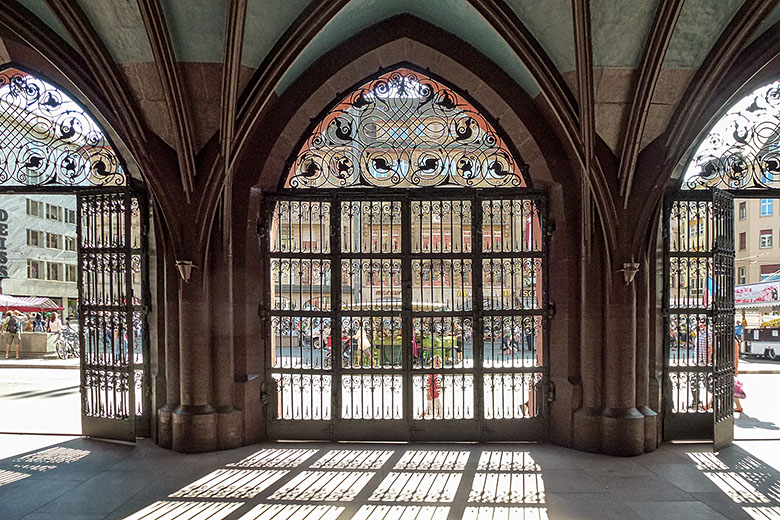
287,67,528,189
683,80,780,190
0,67,125,187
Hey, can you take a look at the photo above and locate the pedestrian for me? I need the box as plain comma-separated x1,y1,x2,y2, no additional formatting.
420,355,443,419
3,311,22,359
734,334,744,413
47,311,63,347
33,313,45,332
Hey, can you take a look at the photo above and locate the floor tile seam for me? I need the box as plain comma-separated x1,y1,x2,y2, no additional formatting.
4,476,85,516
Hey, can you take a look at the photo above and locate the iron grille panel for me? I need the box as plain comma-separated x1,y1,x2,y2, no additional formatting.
263,189,547,441
78,191,149,441
663,189,734,446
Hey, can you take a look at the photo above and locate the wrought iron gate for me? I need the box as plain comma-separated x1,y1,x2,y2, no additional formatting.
663,189,734,449
78,190,150,442
262,189,548,441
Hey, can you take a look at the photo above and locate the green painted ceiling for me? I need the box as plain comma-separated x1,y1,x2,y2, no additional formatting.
242,0,311,68
16,0,74,47
591,0,659,68
12,0,776,97
78,0,153,63
160,0,228,63
505,0,575,72
663,0,744,69
275,0,541,97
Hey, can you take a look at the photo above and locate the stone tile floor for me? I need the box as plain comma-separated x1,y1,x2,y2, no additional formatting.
0,435,778,520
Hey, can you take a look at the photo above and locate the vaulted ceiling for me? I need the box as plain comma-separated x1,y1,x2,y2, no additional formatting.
4,0,778,155
1,0,780,253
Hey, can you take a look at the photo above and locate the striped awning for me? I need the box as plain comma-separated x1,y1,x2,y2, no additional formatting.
0,295,63,312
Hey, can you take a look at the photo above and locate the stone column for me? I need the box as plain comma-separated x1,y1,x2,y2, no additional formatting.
157,252,180,448
172,262,217,452
211,242,243,449
635,255,657,452
601,260,645,456
573,241,604,452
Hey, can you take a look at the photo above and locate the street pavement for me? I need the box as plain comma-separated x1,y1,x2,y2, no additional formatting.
0,368,80,435
0,356,776,439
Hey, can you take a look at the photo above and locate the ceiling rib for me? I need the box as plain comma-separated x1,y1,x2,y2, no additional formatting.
137,0,196,201
618,0,683,207
664,0,780,170
471,0,617,250
572,0,595,251
233,0,350,171
219,0,247,251
44,0,148,160
0,2,92,90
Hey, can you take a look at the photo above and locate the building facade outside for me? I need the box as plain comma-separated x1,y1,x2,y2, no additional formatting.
735,198,780,285
0,194,78,317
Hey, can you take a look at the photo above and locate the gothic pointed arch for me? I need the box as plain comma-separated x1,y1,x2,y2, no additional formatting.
0,65,126,187
285,65,530,190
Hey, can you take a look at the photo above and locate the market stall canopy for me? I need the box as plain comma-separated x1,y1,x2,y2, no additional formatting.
0,295,63,312
735,281,780,309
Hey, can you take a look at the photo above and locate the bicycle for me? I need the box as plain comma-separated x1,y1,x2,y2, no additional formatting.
55,329,80,359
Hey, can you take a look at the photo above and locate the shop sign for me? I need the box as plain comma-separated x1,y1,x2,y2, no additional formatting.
735,281,780,305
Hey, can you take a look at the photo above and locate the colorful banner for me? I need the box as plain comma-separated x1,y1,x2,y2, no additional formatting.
735,282,780,305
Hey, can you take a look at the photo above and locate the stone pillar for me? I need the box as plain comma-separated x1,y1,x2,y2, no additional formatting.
573,241,604,452
601,261,645,456
211,242,243,450
157,252,179,449
172,263,217,452
635,255,657,452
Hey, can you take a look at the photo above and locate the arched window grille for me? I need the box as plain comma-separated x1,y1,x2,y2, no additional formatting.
0,67,125,187
683,80,780,191
287,67,528,189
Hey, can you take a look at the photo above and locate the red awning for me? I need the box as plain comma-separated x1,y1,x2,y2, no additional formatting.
0,295,64,312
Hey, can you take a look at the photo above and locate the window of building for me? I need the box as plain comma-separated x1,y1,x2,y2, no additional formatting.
64,208,77,225
738,267,746,285
46,232,62,249
65,236,76,252
27,259,43,279
46,262,63,281
26,199,42,217
26,229,43,247
739,201,746,220
739,232,746,250
65,264,77,282
760,229,773,248
761,199,774,216
45,203,62,221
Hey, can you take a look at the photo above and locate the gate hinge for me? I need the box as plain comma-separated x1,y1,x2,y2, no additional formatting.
545,301,556,320
257,218,267,239
260,382,269,406
545,218,556,237
258,303,269,319
546,381,556,402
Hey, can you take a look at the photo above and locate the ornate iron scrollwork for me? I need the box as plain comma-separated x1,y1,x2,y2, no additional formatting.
288,67,527,189
684,81,780,190
0,67,125,187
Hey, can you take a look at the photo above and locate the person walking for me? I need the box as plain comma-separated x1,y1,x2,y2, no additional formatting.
420,355,444,419
3,311,22,359
47,312,63,348
734,334,744,413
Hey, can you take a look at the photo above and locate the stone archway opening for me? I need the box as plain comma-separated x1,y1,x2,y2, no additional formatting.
260,66,549,442
0,66,151,442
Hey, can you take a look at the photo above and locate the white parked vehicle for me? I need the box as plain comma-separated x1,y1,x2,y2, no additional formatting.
743,328,780,360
